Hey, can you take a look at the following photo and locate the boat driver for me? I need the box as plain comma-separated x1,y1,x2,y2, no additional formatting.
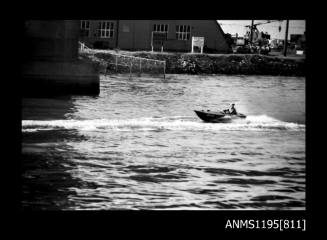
230,104,237,115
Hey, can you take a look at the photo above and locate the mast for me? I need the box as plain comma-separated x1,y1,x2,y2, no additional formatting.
283,20,289,56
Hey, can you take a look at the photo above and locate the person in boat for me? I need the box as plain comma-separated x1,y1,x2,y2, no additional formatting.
223,104,237,115
229,103,237,115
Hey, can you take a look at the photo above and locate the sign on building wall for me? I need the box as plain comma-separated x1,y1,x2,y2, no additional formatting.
191,36,204,53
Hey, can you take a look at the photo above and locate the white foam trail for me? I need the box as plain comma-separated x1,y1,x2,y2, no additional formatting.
22,115,305,133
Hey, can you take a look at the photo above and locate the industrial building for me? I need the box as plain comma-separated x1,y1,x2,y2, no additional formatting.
79,20,231,53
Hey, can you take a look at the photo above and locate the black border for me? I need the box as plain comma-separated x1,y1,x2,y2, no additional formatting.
10,1,319,235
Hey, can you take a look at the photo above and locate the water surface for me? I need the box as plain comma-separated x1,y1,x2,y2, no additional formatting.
22,74,305,210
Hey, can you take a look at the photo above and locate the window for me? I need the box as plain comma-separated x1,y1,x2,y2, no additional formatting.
80,20,90,37
153,24,168,34
176,25,191,40
98,21,115,38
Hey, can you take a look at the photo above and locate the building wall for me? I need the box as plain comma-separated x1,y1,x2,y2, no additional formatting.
160,20,230,52
80,20,230,53
118,20,152,50
80,20,118,49
151,20,191,51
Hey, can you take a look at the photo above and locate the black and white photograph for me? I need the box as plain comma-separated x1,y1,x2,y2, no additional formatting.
21,20,306,216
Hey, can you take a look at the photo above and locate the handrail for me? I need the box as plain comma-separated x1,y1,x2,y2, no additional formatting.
78,41,91,50
79,45,166,78
80,46,165,64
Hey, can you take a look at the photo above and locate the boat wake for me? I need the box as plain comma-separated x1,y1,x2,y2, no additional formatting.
22,115,305,133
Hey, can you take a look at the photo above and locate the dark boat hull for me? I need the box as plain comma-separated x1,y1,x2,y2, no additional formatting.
194,110,246,123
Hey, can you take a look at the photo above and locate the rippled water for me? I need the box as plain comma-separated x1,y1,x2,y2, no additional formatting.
22,74,305,210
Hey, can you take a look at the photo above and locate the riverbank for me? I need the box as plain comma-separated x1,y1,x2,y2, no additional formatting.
80,49,305,76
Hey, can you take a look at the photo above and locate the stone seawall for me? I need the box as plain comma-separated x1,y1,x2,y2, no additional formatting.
82,50,305,77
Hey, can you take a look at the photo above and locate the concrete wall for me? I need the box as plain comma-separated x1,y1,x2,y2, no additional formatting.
23,21,79,61
22,20,100,96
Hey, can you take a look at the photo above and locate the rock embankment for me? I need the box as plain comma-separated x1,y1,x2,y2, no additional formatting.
80,50,305,76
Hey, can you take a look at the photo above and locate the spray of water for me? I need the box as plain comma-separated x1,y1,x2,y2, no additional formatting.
22,115,305,132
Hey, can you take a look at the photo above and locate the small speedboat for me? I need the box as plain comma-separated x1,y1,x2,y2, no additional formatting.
194,110,246,123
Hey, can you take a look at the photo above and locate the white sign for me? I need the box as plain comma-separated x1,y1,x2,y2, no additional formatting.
191,37,204,53
236,38,245,46
192,37,204,46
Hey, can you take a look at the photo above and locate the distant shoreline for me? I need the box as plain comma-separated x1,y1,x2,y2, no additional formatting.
80,49,305,77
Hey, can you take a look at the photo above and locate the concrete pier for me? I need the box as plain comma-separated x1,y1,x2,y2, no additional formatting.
22,20,99,96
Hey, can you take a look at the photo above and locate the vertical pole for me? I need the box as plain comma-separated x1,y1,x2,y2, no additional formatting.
250,20,254,43
283,20,289,57
151,32,153,52
191,37,194,53
139,58,142,76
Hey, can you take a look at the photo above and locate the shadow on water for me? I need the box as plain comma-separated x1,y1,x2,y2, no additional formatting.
22,95,99,120
22,96,99,210
22,96,76,120
21,129,95,210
